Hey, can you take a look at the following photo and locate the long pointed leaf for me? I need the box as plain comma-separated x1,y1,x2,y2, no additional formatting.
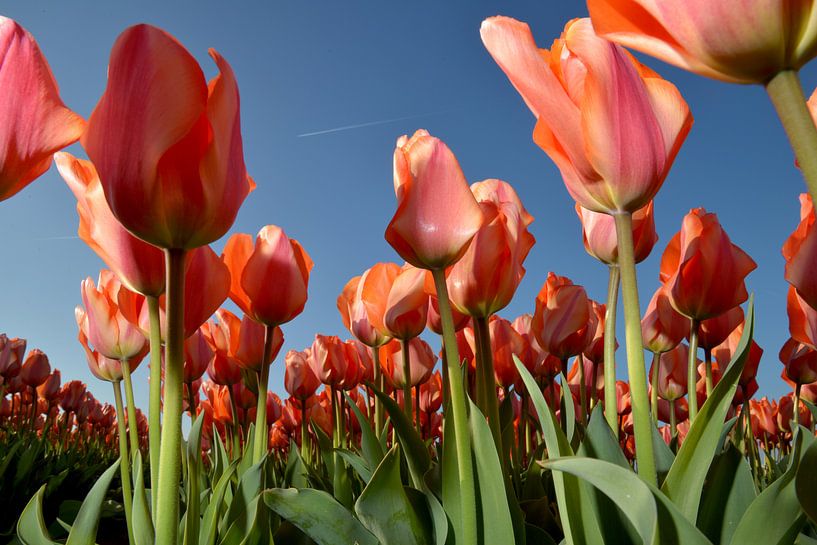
370,387,430,489
133,451,155,545
65,459,120,545
16,485,58,545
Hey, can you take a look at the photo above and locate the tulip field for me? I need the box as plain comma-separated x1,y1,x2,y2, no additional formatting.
7,2,817,545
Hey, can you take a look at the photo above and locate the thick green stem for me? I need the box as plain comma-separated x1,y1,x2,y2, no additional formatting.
795,382,802,428
121,359,140,462
252,324,275,464
670,398,677,438
650,352,659,427
604,265,620,434
613,212,657,485
400,338,414,422
113,381,135,545
372,346,384,438
474,316,503,462
146,294,162,521
688,319,700,422
155,248,186,545
766,70,817,206
432,268,477,545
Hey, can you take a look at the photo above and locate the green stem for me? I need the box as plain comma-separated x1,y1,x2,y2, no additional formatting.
401,338,414,422
795,382,802,428
146,294,162,522
688,319,700,422
765,70,817,206
704,348,713,398
578,354,588,428
155,248,186,545
432,268,477,545
372,346,384,438
669,398,677,438
228,385,241,457
113,381,135,545
474,316,503,463
604,265,620,434
300,397,310,462
650,352,659,427
415,386,422,432
613,212,657,485
252,324,275,464
121,359,140,461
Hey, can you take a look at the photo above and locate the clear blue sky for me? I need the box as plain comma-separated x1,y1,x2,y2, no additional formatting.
0,1,811,410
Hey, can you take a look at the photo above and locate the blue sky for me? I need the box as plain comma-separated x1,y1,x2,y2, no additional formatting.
1,1,812,410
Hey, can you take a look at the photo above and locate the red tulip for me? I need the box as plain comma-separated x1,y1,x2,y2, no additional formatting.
223,225,313,327
383,265,428,340
427,293,471,335
780,338,817,385
783,194,817,310
59,380,87,413
486,316,527,389
284,349,321,401
183,328,213,383
37,370,61,402
510,314,546,377
83,24,252,249
649,343,690,401
787,285,817,348
379,338,437,389
57,153,165,297
777,393,811,432
338,263,401,346
0,335,25,380
660,208,756,320
713,322,763,399
566,356,604,403
386,129,484,269
587,0,817,84
79,271,147,361
532,273,594,361
750,398,777,442
447,179,535,317
0,18,84,201
583,300,613,364
576,201,658,265
20,349,50,388
310,335,361,389
616,381,632,416
696,306,744,351
481,16,692,214
204,319,243,387
419,371,443,413
641,286,688,354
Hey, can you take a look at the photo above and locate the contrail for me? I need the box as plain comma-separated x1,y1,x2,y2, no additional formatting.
297,110,455,138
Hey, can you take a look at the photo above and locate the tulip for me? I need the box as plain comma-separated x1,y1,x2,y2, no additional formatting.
576,201,658,265
641,286,688,354
783,193,817,310
380,338,437,390
386,129,484,270
750,398,778,443
778,393,811,432
532,273,593,362
0,335,25,382
696,305,744,396
0,17,84,201
57,153,165,297
78,320,124,383
488,316,527,390
787,285,817,348
661,208,756,321
183,328,213,384
386,128,484,528
713,323,763,406
338,263,401,347
37,370,61,404
419,371,443,414
481,17,691,214
780,337,817,387
19,349,50,388
427,293,471,335
383,265,429,340
448,179,535,318
650,343,690,402
284,349,320,401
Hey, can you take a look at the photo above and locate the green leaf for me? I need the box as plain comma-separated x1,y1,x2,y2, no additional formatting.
370,387,430,489
223,457,266,540
132,451,155,545
469,400,516,545
514,355,603,545
0,441,22,480
796,432,817,525
662,298,754,523
441,405,462,544
344,391,384,471
651,420,675,486
354,446,431,545
65,459,120,545
264,488,378,545
697,445,755,545
200,462,238,545
284,441,309,489
337,449,373,483
730,426,811,545
184,412,205,545
16,485,58,545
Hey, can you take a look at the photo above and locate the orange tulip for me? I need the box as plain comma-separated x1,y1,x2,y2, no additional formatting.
383,265,428,340
338,263,401,346
207,309,284,373
59,380,87,413
660,208,756,320
310,335,361,389
20,349,50,388
427,293,471,335
284,349,321,400
587,0,817,84
777,393,811,432
386,129,484,269
750,398,778,442
532,273,594,361
37,370,61,403
57,153,165,297
79,271,148,361
481,16,692,214
788,285,817,348
783,194,817,310
576,201,657,265
379,338,437,389
448,179,535,317
0,18,84,201
510,314,546,375
419,371,443,413
0,335,24,380
224,225,313,327
696,306,744,351
649,343,690,401
780,338,817,385
641,286,688,354
82,24,252,249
